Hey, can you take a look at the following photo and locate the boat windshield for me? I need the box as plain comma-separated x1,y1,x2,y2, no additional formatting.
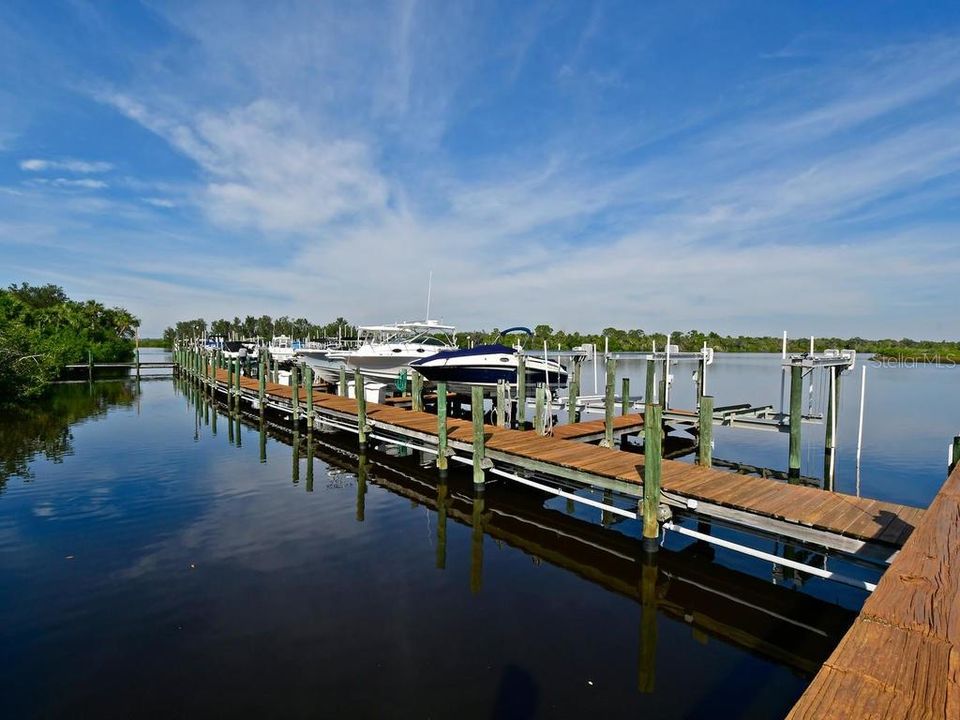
357,321,456,346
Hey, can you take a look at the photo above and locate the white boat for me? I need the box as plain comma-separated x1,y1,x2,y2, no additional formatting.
297,341,356,384
342,321,457,384
265,335,300,364
410,327,567,393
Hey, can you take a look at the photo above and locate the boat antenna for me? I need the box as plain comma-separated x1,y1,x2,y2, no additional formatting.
425,270,433,321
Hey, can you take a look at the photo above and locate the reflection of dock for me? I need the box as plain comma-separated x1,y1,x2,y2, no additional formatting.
204,392,856,680
214,368,920,562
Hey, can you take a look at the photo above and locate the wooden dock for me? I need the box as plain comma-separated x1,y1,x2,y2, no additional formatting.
788,462,960,719
210,367,921,559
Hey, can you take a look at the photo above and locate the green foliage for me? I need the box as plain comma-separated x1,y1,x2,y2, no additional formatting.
164,315,356,344
0,284,139,405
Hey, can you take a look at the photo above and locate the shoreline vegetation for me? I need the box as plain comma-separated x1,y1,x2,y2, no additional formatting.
0,284,139,406
161,316,960,363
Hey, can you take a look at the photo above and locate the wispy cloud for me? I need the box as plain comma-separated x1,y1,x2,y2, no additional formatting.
27,177,108,189
19,158,113,173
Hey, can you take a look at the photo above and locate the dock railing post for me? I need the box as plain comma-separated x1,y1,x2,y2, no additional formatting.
304,365,314,429
411,371,423,413
355,369,367,448
603,356,616,447
621,376,630,416
698,395,714,467
642,403,663,550
436,381,449,475
471,385,486,485
290,365,300,425
516,354,526,428
534,384,545,435
789,364,803,481
496,380,506,428
568,359,580,424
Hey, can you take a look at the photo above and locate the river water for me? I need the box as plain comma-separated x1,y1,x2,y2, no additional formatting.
0,350,955,718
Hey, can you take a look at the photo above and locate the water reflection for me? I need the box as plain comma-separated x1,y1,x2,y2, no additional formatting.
203,385,857,680
0,381,135,491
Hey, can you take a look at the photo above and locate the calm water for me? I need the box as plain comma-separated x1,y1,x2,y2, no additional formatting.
1,352,956,718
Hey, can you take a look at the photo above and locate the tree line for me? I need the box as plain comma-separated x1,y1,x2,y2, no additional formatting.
159,316,959,360
0,283,139,404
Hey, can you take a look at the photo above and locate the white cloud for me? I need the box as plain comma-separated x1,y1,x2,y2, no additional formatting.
28,177,108,189
19,158,113,173
142,197,176,208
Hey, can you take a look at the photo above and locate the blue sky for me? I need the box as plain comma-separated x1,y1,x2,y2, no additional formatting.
2,1,960,338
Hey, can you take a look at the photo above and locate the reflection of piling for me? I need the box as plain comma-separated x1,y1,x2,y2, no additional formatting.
291,430,299,484
235,412,242,448
356,451,367,522
638,552,658,693
436,479,448,569
259,418,266,463
470,491,485,594
306,433,314,492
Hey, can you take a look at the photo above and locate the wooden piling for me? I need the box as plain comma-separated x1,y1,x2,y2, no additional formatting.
304,365,314,429
411,370,423,413
824,366,840,491
226,359,234,402
436,381,449,474
258,359,266,412
534,383,545,436
568,359,580,424
642,403,663,547
355,369,367,447
621,376,630,416
339,365,347,397
698,395,714,467
290,365,300,424
645,358,655,404
603,357,616,447
496,379,506,428
472,385,486,484
789,364,803,481
87,349,93,383
516,354,527,427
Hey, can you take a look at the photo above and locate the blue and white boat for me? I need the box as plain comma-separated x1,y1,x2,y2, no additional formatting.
409,327,567,393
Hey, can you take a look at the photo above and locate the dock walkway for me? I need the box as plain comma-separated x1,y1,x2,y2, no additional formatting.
788,462,960,719
217,369,921,557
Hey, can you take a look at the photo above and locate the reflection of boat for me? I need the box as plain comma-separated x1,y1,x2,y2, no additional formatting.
409,327,567,393
342,321,456,384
